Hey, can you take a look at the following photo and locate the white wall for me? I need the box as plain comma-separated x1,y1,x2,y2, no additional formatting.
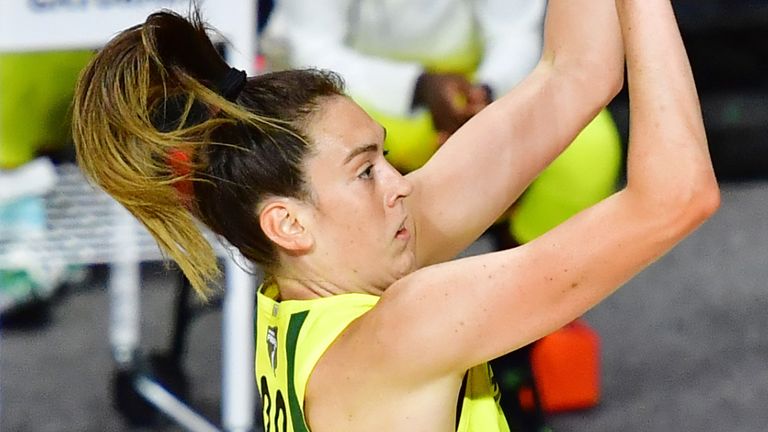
0,0,257,72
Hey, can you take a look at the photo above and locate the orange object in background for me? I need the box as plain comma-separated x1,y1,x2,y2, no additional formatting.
519,319,601,413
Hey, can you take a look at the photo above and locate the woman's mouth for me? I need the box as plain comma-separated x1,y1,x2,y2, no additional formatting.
395,222,410,241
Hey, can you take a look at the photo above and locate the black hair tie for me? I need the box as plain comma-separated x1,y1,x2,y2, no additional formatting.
217,67,247,101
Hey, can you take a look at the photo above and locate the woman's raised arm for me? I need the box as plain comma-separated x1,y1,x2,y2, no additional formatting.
407,0,624,267
363,0,719,381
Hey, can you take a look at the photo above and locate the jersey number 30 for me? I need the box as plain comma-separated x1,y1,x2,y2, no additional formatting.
260,376,288,432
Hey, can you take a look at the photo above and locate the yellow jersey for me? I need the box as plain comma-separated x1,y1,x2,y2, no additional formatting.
255,283,510,432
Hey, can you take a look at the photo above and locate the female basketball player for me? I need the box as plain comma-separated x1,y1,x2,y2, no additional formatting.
73,0,719,430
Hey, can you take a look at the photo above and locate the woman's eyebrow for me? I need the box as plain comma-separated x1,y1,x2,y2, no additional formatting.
343,143,379,165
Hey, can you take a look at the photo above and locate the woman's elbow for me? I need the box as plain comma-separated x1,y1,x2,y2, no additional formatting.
628,169,720,234
660,176,721,232
564,59,625,108
606,72,625,103
595,62,624,105
676,159,721,224
690,178,721,223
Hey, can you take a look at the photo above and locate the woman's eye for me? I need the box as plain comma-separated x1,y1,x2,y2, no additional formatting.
359,165,374,179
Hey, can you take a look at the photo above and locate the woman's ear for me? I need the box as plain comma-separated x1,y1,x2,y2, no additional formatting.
259,199,313,253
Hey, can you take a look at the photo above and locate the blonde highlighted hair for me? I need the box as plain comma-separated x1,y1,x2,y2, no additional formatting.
72,9,344,297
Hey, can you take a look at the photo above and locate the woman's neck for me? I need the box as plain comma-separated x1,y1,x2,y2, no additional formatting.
271,276,335,300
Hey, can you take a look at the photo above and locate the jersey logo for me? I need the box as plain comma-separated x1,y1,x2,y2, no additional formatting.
267,326,278,373
487,363,502,404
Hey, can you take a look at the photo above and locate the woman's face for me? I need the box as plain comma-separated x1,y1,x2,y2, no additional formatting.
300,96,416,293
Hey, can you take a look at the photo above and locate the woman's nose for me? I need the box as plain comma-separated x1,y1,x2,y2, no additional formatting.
386,170,413,208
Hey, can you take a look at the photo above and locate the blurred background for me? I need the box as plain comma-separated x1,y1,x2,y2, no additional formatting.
1,0,767,431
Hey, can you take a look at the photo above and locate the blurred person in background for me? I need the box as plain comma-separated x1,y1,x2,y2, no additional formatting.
260,0,622,425
0,51,92,169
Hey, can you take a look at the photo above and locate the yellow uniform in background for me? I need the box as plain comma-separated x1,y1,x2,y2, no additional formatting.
0,50,93,168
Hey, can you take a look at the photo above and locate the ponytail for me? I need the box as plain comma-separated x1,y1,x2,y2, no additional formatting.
74,10,245,297
73,10,345,297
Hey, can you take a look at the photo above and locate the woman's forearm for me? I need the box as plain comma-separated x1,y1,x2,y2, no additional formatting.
619,0,719,214
408,1,627,266
541,0,625,105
